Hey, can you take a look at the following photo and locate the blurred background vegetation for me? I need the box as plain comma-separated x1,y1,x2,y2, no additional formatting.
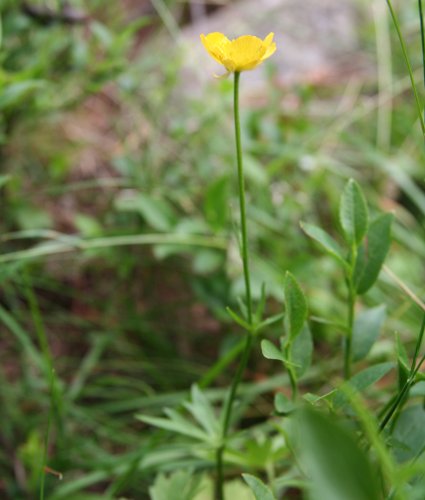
0,0,424,498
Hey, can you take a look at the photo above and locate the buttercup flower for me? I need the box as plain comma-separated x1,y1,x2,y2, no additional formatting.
200,32,276,73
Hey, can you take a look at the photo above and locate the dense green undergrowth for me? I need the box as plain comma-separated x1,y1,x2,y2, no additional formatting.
1,0,425,499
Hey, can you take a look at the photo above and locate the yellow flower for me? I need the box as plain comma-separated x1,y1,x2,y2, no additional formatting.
200,32,276,73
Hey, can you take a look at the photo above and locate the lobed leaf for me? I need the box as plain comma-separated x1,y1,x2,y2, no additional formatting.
184,385,220,437
136,412,209,441
242,474,276,500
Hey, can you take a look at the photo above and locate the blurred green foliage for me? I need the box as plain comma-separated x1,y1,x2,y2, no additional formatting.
0,0,425,498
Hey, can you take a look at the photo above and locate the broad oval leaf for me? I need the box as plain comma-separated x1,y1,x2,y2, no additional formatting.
339,179,369,246
332,362,394,410
261,339,285,362
292,324,313,377
291,407,380,500
274,393,296,415
352,305,386,362
354,213,393,294
393,405,425,463
284,272,308,341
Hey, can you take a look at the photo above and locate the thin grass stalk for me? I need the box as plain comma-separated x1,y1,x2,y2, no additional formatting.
386,0,425,136
419,0,425,93
379,313,425,432
23,271,61,498
419,0,425,127
373,0,393,149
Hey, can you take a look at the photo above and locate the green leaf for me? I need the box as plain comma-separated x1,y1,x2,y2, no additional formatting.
255,312,285,334
352,305,386,362
284,272,307,341
226,306,252,332
410,381,425,397
291,324,313,377
192,249,223,274
353,213,393,294
339,179,369,246
332,362,394,410
274,393,296,415
204,175,229,231
183,385,219,437
149,470,203,500
393,405,425,462
261,339,285,363
254,283,267,324
0,305,43,370
242,474,276,500
300,222,348,268
0,80,46,110
136,412,208,441
396,332,410,391
244,154,269,185
292,407,380,500
115,193,176,231
0,175,11,188
91,21,114,48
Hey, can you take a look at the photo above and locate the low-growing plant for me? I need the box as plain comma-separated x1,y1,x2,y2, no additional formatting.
1,1,425,499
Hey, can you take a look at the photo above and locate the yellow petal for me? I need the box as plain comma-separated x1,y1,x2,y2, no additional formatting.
200,32,230,65
262,32,277,61
263,32,274,46
228,35,266,71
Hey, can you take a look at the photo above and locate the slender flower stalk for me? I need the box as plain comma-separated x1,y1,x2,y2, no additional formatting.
215,71,254,500
200,33,276,499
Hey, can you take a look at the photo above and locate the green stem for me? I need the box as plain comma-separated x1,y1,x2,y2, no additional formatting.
233,71,253,325
344,246,356,380
379,314,425,432
379,377,412,432
285,341,298,401
344,285,355,379
215,446,224,500
386,0,425,137
419,0,425,95
215,71,254,500
23,271,60,500
216,334,253,500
